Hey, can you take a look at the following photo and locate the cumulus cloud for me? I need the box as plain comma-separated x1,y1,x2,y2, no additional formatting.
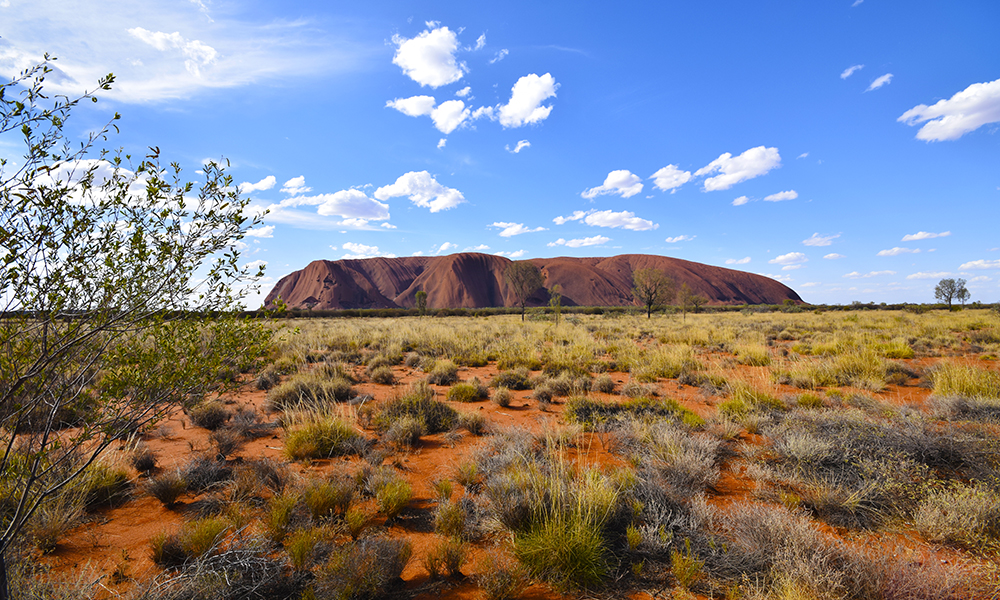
843,270,896,279
435,242,457,255
246,225,274,238
490,222,547,237
877,247,920,256
381,222,397,229
547,235,611,248
128,27,217,76
770,252,807,267
797,152,809,159
474,34,486,51
841,64,864,79
665,235,695,243
341,242,396,260
314,189,390,221
959,259,1000,270
281,176,312,196
694,146,781,191
902,230,951,241
552,211,588,225
582,170,644,199
506,140,530,153
650,164,692,193
464,244,490,251
726,257,751,265
489,49,509,64
437,138,447,149
764,190,798,202
497,73,558,127
431,100,471,134
899,79,1000,141
494,250,527,258
375,171,465,212
391,25,466,88
239,175,276,194
732,196,750,206
551,209,656,231
906,271,952,280
970,276,992,283
824,253,845,260
455,86,471,97
865,73,893,92
385,95,436,117
802,232,839,247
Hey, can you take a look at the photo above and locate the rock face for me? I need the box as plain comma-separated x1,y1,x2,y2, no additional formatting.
264,253,802,310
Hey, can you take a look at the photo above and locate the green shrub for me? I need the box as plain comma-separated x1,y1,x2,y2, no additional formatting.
375,389,458,434
592,374,615,394
424,537,467,579
283,410,363,460
188,401,231,430
285,526,329,571
491,368,532,390
313,538,412,600
492,387,513,408
265,492,299,543
369,365,396,385
565,396,703,429
434,500,466,538
145,472,186,506
459,412,489,435
448,382,484,402
933,362,1000,399
265,373,355,411
376,479,413,521
426,359,459,385
152,517,229,567
384,415,423,449
304,479,354,520
514,510,609,590
915,483,1000,549
477,550,529,600
76,462,131,509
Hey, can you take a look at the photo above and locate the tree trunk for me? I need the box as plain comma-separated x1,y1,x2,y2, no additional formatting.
1,550,9,600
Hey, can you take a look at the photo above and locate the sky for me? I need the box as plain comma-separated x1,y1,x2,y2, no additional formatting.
2,0,999,308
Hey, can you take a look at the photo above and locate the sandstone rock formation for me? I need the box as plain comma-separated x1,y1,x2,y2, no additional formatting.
264,253,802,310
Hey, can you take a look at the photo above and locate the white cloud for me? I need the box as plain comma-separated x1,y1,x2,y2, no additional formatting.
281,176,312,196
902,230,951,241
732,195,750,206
757,272,794,283
665,235,695,243
899,79,1000,141
435,242,457,255
490,222,547,237
239,175,276,194
474,34,486,51
127,27,217,76
906,271,952,280
494,250,527,258
959,259,1000,270
877,247,920,256
694,146,781,191
552,211,588,225
970,276,992,283
497,73,558,127
797,152,809,159
246,225,274,238
391,25,466,88
489,49,509,64
866,73,893,92
802,232,839,247
547,235,611,248
583,210,657,231
769,252,808,266
464,244,490,251
437,138,447,149
800,282,821,287
650,164,692,192
506,140,531,153
844,270,896,279
374,171,465,212
341,242,396,260
431,99,470,134
782,264,804,271
455,86,471,97
823,253,845,260
385,95,436,117
726,257,751,265
582,170,644,199
314,189,390,220
840,64,864,79
763,190,798,202
852,0,863,6
381,222,397,229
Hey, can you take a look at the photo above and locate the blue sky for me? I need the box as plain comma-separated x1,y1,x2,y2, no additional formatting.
2,0,999,307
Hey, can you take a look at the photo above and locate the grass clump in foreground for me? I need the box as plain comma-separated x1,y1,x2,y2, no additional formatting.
282,408,364,461
932,361,1000,400
375,381,458,433
565,396,705,429
265,371,355,411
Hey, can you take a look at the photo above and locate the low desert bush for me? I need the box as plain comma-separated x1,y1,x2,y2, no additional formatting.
565,396,704,430
304,479,354,520
434,500,467,538
621,381,656,398
592,374,615,394
459,412,489,435
426,359,459,385
477,549,529,600
146,471,187,506
283,409,363,461
914,483,1000,550
491,368,532,390
615,420,721,494
375,385,458,433
151,516,230,568
374,476,413,521
368,365,396,385
264,372,355,411
188,401,231,430
265,492,299,543
312,538,412,600
384,415,423,449
76,461,131,509
448,381,485,402
491,386,512,407
255,364,282,390
182,454,233,492
285,526,330,571
128,440,157,473
733,342,771,366
932,361,1000,399
424,536,468,579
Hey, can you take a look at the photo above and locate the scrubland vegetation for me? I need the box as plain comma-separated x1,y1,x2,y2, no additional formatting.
7,307,1000,599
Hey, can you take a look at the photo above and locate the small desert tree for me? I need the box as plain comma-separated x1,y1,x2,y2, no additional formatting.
677,283,708,322
549,284,562,326
934,278,968,308
415,290,428,315
632,268,674,319
504,261,544,321
0,59,271,597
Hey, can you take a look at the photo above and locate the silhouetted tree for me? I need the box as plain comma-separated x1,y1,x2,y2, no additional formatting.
934,278,968,308
632,268,675,319
504,261,544,321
